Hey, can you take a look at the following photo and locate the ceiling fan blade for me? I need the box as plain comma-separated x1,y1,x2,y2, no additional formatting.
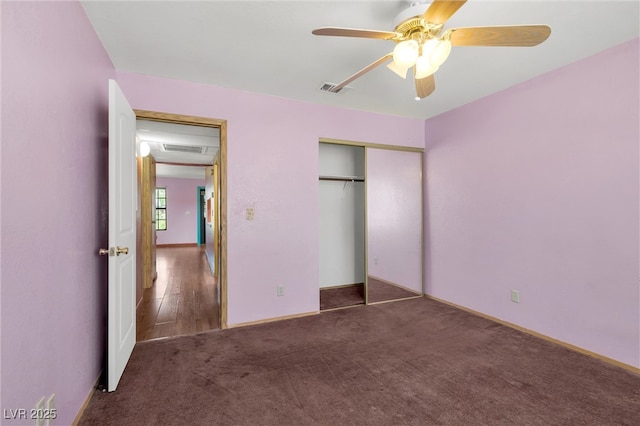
423,0,467,25
312,27,400,40
449,25,551,47
329,54,393,93
414,71,436,99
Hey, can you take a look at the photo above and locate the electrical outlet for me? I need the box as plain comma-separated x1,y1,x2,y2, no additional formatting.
35,397,45,426
246,208,254,221
277,285,284,297
373,257,378,265
511,290,520,303
45,394,55,426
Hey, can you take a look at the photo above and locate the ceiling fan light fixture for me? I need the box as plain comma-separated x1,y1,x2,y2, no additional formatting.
431,39,452,67
421,38,439,55
392,39,419,68
387,60,410,79
415,54,439,79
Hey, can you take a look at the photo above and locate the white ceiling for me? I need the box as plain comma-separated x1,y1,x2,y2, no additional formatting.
136,119,219,179
82,0,638,121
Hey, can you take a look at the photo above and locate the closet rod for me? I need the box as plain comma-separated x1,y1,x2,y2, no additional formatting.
319,176,364,182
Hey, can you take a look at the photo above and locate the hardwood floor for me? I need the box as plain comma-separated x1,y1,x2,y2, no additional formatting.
136,246,219,341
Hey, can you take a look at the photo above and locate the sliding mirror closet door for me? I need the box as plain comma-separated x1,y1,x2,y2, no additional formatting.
366,148,423,303
319,143,366,310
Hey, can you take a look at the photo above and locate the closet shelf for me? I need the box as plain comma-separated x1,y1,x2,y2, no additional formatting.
319,175,365,182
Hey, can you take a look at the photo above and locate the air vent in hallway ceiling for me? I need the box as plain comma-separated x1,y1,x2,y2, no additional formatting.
162,144,204,154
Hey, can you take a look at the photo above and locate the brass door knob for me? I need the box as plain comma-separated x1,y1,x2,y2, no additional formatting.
98,248,110,256
116,246,129,256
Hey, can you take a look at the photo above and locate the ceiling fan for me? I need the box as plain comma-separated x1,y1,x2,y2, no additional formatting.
312,0,551,100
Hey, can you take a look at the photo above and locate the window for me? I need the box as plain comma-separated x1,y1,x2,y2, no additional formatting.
156,187,167,231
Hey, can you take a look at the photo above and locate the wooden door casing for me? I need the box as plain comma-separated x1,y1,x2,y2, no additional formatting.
141,155,156,289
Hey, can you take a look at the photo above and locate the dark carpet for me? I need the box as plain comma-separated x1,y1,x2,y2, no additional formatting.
319,284,364,310
79,297,640,426
367,277,421,303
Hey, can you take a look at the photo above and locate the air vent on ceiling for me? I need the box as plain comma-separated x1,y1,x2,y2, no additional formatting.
319,82,351,94
162,144,204,154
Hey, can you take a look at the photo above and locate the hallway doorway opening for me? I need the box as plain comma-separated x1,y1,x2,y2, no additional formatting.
134,110,228,339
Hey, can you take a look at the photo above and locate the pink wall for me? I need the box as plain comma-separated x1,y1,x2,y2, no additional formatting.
424,38,639,368
367,149,423,293
116,71,425,325
156,177,205,245
1,1,115,424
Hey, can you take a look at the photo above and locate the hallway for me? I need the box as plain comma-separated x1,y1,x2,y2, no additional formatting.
136,246,219,341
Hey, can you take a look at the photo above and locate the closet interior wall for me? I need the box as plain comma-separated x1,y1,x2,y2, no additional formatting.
318,143,366,290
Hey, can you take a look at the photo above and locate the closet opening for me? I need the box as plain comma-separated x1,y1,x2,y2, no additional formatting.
318,138,425,312
319,143,366,310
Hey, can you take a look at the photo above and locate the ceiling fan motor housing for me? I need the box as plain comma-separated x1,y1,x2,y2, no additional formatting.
393,2,430,29
393,2,444,42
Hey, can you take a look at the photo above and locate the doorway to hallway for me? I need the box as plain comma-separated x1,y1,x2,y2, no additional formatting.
135,109,228,334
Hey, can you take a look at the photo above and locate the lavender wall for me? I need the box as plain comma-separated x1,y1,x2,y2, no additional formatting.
156,177,205,245
116,71,425,325
367,149,423,293
424,38,640,368
1,1,115,424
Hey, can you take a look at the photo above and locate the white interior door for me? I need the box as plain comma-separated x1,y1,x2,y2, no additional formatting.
107,79,137,392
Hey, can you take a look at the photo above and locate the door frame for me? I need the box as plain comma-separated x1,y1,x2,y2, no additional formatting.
135,109,228,329
141,155,157,289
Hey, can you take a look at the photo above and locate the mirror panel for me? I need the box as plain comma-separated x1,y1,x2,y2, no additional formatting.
366,148,423,303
